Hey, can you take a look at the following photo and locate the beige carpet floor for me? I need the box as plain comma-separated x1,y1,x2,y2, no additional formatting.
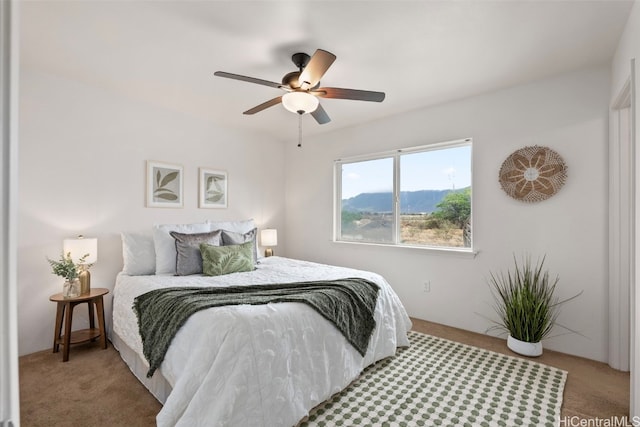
19,318,629,426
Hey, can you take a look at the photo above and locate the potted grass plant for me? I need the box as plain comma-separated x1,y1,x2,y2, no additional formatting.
487,254,580,357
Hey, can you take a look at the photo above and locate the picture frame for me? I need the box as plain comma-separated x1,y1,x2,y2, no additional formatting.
146,161,183,208
199,168,228,209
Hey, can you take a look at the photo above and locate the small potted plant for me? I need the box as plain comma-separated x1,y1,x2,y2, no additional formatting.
48,252,89,299
487,254,581,356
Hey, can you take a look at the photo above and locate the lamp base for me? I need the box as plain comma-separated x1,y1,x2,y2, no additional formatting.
265,248,274,257
79,268,91,295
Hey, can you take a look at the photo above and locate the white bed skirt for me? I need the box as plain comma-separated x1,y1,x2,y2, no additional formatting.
110,330,172,404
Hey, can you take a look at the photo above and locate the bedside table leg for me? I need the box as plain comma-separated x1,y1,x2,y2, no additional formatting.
62,302,75,362
88,299,96,341
52,302,65,353
95,296,107,350
88,300,95,329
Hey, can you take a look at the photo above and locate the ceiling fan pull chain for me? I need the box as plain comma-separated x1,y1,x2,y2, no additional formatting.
298,112,303,147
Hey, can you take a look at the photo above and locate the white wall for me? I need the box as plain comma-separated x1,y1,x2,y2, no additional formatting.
284,66,610,362
18,63,612,362
17,68,287,355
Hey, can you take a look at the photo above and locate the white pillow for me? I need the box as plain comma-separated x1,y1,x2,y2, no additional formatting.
206,218,256,234
153,223,210,274
121,232,156,275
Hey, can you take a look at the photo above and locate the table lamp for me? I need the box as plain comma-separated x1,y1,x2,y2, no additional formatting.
260,229,277,257
63,235,97,295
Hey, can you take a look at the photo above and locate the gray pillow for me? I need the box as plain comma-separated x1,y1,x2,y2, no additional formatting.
170,230,222,276
220,228,258,265
200,241,255,277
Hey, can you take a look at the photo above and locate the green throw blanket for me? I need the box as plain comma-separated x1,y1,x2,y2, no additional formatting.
133,277,380,377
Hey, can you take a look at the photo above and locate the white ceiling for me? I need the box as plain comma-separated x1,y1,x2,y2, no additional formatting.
20,0,634,142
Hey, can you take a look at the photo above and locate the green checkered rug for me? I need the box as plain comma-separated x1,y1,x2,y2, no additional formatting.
300,331,567,427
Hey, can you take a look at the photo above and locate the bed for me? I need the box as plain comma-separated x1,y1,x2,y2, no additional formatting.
111,221,412,427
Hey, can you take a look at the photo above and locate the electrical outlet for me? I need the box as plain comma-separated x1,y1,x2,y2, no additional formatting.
423,281,431,292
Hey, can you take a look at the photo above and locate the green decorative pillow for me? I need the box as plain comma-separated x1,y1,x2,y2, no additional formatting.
200,241,255,277
221,228,258,265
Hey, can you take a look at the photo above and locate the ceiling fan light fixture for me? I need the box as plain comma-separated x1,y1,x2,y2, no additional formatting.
282,91,319,114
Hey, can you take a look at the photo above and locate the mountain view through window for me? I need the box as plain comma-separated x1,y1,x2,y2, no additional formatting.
337,140,472,249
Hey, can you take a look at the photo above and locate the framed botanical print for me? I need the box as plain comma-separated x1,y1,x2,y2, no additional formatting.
146,161,183,208
199,168,227,208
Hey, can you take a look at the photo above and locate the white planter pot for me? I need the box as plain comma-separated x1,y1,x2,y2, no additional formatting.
507,335,543,357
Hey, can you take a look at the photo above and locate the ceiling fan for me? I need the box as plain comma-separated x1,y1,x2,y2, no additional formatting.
214,49,385,125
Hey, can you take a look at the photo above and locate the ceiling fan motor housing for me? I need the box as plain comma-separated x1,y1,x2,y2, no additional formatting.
282,71,320,90
282,71,302,88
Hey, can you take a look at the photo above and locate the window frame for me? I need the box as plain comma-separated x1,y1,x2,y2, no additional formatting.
334,138,474,254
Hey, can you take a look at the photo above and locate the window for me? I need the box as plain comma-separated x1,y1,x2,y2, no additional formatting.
335,139,472,250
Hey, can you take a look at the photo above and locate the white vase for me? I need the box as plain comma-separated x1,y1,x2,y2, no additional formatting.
507,335,543,357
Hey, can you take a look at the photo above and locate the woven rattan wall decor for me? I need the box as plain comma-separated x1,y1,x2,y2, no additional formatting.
498,145,567,203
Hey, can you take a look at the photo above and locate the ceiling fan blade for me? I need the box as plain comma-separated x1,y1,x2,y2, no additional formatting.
298,49,336,90
311,103,331,124
214,71,283,89
243,96,283,115
314,87,385,102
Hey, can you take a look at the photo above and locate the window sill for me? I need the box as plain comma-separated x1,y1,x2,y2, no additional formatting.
333,240,478,258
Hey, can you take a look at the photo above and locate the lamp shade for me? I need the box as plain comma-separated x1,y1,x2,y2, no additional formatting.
282,92,319,114
260,229,278,247
63,236,98,264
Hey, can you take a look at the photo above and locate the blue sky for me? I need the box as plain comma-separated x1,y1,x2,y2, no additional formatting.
341,145,471,199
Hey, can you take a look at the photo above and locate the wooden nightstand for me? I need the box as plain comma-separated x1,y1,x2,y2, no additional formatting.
49,288,109,362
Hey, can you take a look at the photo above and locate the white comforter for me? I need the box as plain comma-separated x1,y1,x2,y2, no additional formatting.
112,256,412,427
